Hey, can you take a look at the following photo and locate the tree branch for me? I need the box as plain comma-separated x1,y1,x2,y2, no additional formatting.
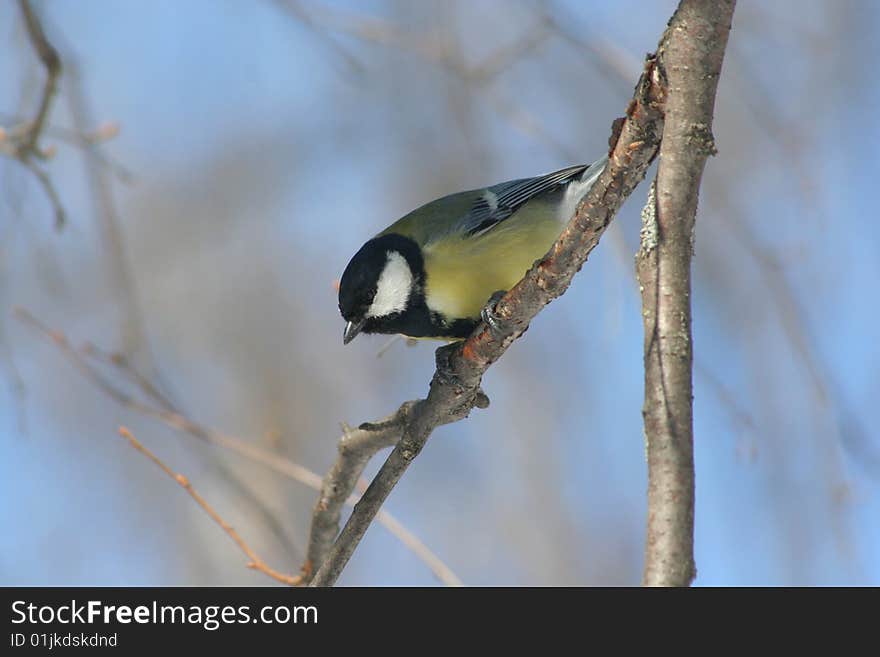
304,404,412,580
0,112,131,181
15,307,461,586
117,426,302,586
636,0,735,587
309,50,668,587
12,0,65,228
17,0,62,155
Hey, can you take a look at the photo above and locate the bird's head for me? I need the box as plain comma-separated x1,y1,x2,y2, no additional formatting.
338,234,422,344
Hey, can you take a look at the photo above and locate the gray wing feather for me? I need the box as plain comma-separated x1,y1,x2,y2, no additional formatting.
461,164,590,237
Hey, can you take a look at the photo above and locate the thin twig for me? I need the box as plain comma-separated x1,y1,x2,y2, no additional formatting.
283,2,546,86
87,338,461,583
17,0,62,155
541,2,641,94
117,426,302,586
0,112,132,182
635,0,735,587
310,46,668,586
467,19,552,83
82,341,306,566
62,58,150,360
19,157,65,229
12,0,65,228
14,307,461,586
271,0,365,76
83,343,177,412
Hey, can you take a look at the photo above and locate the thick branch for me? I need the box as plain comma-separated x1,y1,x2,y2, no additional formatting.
636,0,735,587
309,53,667,587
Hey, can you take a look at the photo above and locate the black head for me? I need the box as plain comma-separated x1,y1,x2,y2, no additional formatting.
338,233,423,344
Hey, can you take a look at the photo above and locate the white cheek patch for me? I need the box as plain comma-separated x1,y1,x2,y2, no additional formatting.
366,251,413,318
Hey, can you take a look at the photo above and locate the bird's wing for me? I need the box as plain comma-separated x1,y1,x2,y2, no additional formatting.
458,163,590,237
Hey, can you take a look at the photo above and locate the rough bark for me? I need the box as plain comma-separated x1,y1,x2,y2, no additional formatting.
637,0,736,587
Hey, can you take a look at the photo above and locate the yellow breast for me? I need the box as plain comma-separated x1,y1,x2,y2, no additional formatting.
423,200,563,320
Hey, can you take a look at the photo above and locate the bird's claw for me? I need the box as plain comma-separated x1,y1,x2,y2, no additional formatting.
480,290,511,338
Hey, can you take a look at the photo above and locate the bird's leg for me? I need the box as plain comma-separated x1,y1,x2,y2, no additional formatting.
480,290,512,338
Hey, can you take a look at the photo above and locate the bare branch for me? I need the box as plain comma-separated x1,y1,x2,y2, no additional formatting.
117,426,302,586
541,4,642,94
17,0,62,155
18,156,65,228
304,406,412,582
63,60,150,360
271,0,365,76
15,307,460,585
467,19,551,83
10,0,65,228
83,342,178,412
636,0,735,587
80,341,306,565
281,2,548,86
0,112,132,182
310,49,668,587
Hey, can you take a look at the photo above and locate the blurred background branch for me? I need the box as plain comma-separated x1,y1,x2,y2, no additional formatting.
118,426,302,586
2,0,64,228
15,308,461,586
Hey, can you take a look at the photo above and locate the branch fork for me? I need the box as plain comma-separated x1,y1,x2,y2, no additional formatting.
305,48,670,587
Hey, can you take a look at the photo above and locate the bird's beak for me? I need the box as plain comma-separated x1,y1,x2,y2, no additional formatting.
343,319,366,345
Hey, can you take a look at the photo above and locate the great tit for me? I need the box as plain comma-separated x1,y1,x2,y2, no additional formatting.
338,155,608,344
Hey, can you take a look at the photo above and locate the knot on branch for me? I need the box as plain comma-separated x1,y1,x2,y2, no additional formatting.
684,122,717,157
428,343,490,422
473,389,491,409
399,442,419,463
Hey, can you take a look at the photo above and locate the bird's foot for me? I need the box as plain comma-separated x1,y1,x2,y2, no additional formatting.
480,290,512,339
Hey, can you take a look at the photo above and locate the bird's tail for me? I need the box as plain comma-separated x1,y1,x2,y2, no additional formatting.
557,154,609,222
